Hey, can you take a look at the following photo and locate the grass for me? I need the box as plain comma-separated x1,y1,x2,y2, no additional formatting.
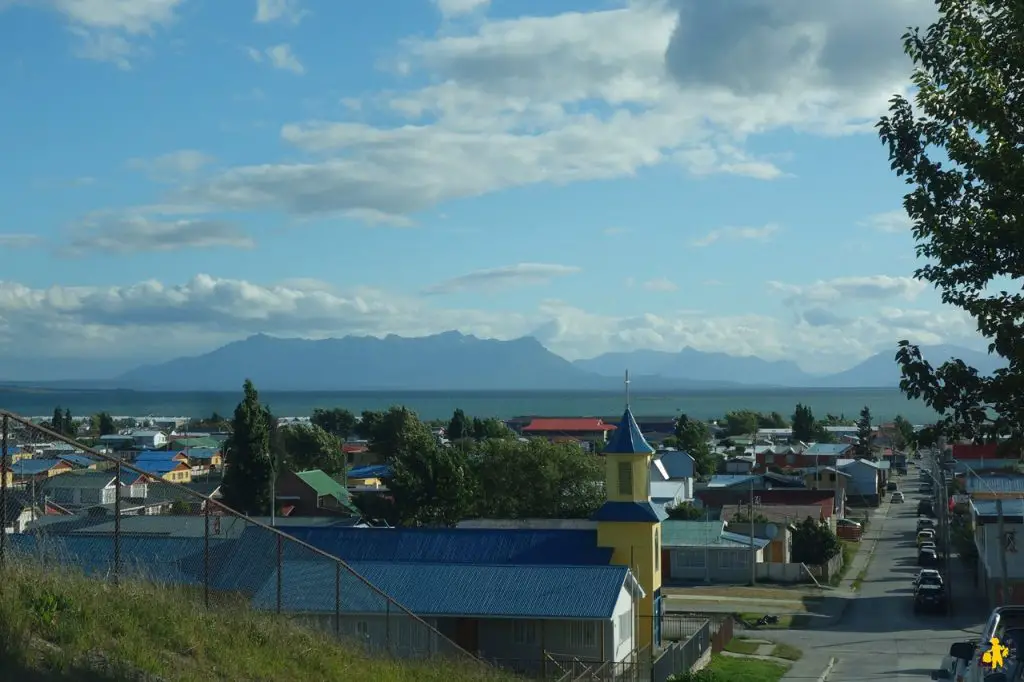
829,541,859,587
770,643,802,661
723,638,761,655
0,563,516,682
706,655,789,681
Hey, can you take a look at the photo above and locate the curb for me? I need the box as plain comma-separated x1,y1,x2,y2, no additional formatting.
817,656,837,682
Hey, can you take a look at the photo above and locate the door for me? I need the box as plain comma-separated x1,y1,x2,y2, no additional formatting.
455,618,479,654
654,595,663,647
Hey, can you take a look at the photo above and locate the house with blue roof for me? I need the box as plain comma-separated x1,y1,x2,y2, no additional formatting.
969,499,1024,606
134,459,192,484
650,451,695,510
58,454,100,470
660,520,771,583
11,458,73,483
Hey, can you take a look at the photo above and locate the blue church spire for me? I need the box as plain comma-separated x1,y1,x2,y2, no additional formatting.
604,370,655,455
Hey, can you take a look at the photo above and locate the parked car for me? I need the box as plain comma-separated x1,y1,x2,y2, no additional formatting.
887,481,899,492
918,529,936,546
914,584,947,614
918,500,935,517
917,518,936,532
893,492,906,503
914,569,943,588
919,547,939,566
951,606,1024,682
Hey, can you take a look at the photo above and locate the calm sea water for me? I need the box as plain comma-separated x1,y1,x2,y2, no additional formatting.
0,387,937,423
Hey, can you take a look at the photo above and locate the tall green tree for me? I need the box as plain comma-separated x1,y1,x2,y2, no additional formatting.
310,408,358,440
665,502,705,521
472,417,514,440
92,412,116,436
758,411,789,429
364,407,434,458
51,406,64,435
62,408,75,437
892,415,916,451
280,423,344,475
791,404,816,443
389,430,475,527
791,517,841,565
879,0,1024,447
855,406,875,459
447,409,470,441
673,414,715,477
220,379,274,515
356,410,385,440
723,410,760,437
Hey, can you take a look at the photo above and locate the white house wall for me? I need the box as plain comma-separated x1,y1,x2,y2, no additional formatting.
980,523,1024,579
610,583,636,662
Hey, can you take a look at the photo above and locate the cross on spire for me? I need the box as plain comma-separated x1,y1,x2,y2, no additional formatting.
624,369,631,408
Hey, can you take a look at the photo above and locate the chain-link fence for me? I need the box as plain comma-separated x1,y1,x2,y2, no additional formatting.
0,411,479,668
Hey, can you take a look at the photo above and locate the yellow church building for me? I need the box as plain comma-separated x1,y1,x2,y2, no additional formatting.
593,403,666,650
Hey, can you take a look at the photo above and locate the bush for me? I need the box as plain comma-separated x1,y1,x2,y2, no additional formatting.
669,669,720,682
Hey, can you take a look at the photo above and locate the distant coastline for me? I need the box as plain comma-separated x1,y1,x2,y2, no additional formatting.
0,386,936,423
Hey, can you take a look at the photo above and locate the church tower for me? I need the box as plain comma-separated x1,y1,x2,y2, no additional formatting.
593,372,665,650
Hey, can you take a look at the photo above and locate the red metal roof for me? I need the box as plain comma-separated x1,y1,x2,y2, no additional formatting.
522,418,615,433
342,443,369,453
696,488,836,519
951,443,1001,460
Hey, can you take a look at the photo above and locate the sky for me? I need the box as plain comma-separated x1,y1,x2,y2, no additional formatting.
0,0,983,380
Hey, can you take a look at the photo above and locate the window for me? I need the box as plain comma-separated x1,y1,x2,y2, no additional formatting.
513,621,537,645
654,533,660,571
617,461,633,496
718,551,744,569
679,551,705,568
618,612,633,643
355,620,369,639
569,622,597,649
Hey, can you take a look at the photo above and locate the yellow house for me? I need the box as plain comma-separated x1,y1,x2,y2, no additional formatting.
136,460,193,484
593,400,664,651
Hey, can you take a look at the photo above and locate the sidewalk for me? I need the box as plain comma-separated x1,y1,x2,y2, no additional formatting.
778,655,836,681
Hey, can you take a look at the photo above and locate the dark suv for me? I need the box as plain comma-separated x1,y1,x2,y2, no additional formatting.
914,584,947,614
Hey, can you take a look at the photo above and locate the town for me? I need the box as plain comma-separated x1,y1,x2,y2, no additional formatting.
0,378,1010,681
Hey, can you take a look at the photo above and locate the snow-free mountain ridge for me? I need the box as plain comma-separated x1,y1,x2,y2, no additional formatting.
103,333,1003,392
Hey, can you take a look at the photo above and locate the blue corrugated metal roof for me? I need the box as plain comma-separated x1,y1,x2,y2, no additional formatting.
347,464,393,479
252,561,629,619
58,454,97,468
973,499,1024,519
136,451,178,460
720,532,772,549
278,526,614,565
135,461,184,475
11,459,66,475
591,501,667,522
604,408,655,454
706,475,756,488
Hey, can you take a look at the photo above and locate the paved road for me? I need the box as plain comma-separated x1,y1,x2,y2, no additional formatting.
767,480,990,681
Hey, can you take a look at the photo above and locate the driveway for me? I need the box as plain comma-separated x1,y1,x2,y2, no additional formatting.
767,485,989,681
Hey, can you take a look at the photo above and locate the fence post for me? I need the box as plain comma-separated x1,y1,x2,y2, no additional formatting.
203,500,210,610
334,562,341,638
385,599,391,654
1,414,8,570
276,533,283,614
113,460,122,585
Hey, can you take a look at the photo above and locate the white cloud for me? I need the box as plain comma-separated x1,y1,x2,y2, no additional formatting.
64,213,254,255
692,224,778,247
643,278,678,293
247,43,305,74
180,1,933,223
254,0,305,25
35,0,186,67
433,0,489,18
769,275,927,306
0,234,43,249
0,274,980,372
126,150,214,180
861,210,912,233
423,263,581,295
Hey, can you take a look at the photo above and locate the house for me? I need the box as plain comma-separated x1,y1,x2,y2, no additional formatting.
722,456,755,474
58,454,100,470
131,431,168,449
950,443,1020,473
136,450,189,464
695,487,838,523
659,520,769,583
756,442,851,471
836,458,885,506
43,471,135,507
3,495,41,533
183,448,222,469
11,458,73,483
726,521,794,563
347,465,392,491
801,466,851,512
275,469,361,517
754,444,808,470
969,499,1024,606
966,474,1024,499
135,460,192,484
520,418,616,445
342,442,378,468
649,451,695,508
169,436,222,451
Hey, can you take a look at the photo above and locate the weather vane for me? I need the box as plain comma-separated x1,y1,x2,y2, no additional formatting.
624,369,631,408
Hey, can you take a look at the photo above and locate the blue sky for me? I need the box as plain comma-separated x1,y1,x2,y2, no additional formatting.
0,0,980,378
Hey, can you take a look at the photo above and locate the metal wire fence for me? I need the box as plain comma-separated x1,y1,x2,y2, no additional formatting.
0,411,480,666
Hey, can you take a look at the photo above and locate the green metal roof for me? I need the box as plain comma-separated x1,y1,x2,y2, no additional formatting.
171,437,221,449
294,469,358,514
662,520,733,547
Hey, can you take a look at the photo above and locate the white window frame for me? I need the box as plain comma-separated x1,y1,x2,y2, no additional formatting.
569,622,597,649
618,612,633,643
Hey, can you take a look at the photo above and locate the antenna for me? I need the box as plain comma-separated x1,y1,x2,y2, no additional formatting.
624,370,631,408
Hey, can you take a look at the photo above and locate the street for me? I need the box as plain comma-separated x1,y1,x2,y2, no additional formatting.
768,473,990,681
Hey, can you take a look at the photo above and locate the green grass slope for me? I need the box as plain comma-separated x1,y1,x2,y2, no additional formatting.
0,564,516,682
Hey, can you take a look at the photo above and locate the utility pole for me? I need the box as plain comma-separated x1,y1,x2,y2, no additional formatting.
749,476,757,586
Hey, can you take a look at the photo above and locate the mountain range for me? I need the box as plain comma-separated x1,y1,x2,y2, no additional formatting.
75,332,1004,392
